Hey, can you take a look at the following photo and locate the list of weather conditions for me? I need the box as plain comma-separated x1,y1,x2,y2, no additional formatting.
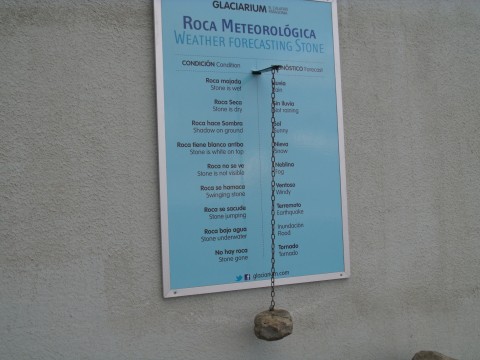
157,0,348,297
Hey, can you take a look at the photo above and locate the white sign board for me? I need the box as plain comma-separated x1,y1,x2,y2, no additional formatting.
154,0,349,297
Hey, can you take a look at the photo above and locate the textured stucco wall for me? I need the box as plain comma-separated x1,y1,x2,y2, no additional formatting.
1,1,479,359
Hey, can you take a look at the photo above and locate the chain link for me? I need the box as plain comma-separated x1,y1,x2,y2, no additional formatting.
269,68,277,311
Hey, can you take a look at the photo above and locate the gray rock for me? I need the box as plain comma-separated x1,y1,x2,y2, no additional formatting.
412,350,458,360
254,309,293,341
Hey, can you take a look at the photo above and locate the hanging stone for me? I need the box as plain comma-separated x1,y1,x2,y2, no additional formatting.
254,309,293,341
253,66,292,342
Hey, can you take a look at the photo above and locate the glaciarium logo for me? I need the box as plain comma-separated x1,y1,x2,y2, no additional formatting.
212,1,267,13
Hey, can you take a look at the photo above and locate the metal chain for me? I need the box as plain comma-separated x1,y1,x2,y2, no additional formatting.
269,68,277,311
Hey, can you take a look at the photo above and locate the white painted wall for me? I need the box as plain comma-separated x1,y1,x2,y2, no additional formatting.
1,1,479,359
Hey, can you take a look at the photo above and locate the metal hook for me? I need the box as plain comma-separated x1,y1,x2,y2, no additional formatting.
252,65,282,75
